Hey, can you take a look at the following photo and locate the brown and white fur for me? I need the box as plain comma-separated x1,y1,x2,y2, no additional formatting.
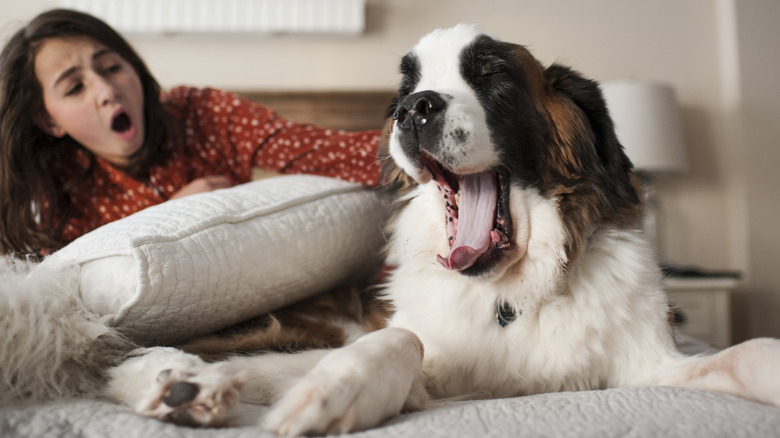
106,24,780,435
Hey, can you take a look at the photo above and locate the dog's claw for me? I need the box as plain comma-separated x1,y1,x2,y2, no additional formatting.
156,369,172,383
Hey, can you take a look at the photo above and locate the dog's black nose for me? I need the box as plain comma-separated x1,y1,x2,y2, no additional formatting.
410,90,447,115
394,91,447,129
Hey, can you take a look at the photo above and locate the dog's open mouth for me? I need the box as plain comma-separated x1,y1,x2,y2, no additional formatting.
422,154,511,273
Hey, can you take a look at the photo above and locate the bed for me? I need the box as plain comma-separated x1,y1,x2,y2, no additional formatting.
3,329,779,437
2,91,779,437
5,382,780,438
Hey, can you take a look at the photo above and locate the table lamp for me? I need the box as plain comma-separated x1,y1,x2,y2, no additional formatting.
600,79,688,261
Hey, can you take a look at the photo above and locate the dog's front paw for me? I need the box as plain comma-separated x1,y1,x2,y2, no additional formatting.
153,364,245,427
107,347,245,427
263,368,361,436
263,328,424,436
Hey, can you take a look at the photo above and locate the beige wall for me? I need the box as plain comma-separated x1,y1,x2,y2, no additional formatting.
730,0,780,340
2,0,778,340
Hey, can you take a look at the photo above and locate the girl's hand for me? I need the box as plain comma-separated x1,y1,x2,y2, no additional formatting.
170,175,232,200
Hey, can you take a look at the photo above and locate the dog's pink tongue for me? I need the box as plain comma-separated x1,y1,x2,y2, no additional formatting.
437,171,497,271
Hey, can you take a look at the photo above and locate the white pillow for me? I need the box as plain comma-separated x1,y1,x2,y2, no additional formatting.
42,175,388,345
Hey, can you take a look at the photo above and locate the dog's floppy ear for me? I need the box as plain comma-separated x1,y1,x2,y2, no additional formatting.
544,64,640,208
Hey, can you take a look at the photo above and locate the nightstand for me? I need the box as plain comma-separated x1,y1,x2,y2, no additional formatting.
664,277,738,349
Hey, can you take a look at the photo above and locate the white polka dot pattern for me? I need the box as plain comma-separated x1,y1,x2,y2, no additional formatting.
56,87,382,246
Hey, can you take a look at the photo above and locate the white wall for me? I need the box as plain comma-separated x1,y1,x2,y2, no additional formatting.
2,0,778,339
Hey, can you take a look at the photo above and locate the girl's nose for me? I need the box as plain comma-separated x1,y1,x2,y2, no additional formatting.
93,75,120,106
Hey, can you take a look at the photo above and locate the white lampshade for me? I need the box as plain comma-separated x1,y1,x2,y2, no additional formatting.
601,80,688,174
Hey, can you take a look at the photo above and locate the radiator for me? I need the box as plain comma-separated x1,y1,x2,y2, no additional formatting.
58,0,366,34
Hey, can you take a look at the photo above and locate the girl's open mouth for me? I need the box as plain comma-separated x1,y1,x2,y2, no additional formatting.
111,111,136,141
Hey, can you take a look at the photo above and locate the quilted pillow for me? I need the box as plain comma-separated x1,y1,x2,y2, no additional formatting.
42,175,388,345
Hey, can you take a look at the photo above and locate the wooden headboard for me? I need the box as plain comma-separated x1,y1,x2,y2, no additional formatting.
237,90,396,132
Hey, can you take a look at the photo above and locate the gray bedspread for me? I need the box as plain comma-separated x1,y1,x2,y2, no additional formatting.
3,386,780,438
3,335,778,437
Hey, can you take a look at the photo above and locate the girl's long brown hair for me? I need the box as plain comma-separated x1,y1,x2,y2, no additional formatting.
0,9,174,256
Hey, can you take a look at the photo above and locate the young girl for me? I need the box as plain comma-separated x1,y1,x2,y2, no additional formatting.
0,9,384,256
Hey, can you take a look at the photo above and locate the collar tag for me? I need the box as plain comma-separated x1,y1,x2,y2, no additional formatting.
496,301,518,328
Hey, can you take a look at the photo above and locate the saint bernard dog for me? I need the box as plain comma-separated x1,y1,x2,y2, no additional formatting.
106,24,780,435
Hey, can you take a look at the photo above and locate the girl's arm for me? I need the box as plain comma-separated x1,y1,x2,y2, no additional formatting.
166,87,384,187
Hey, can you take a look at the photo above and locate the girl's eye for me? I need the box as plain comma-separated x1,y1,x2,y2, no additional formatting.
66,83,83,96
106,64,121,73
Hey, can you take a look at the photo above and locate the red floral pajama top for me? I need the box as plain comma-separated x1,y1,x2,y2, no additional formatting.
57,87,383,244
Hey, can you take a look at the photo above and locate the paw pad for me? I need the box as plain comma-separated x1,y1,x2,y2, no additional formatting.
163,381,200,407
